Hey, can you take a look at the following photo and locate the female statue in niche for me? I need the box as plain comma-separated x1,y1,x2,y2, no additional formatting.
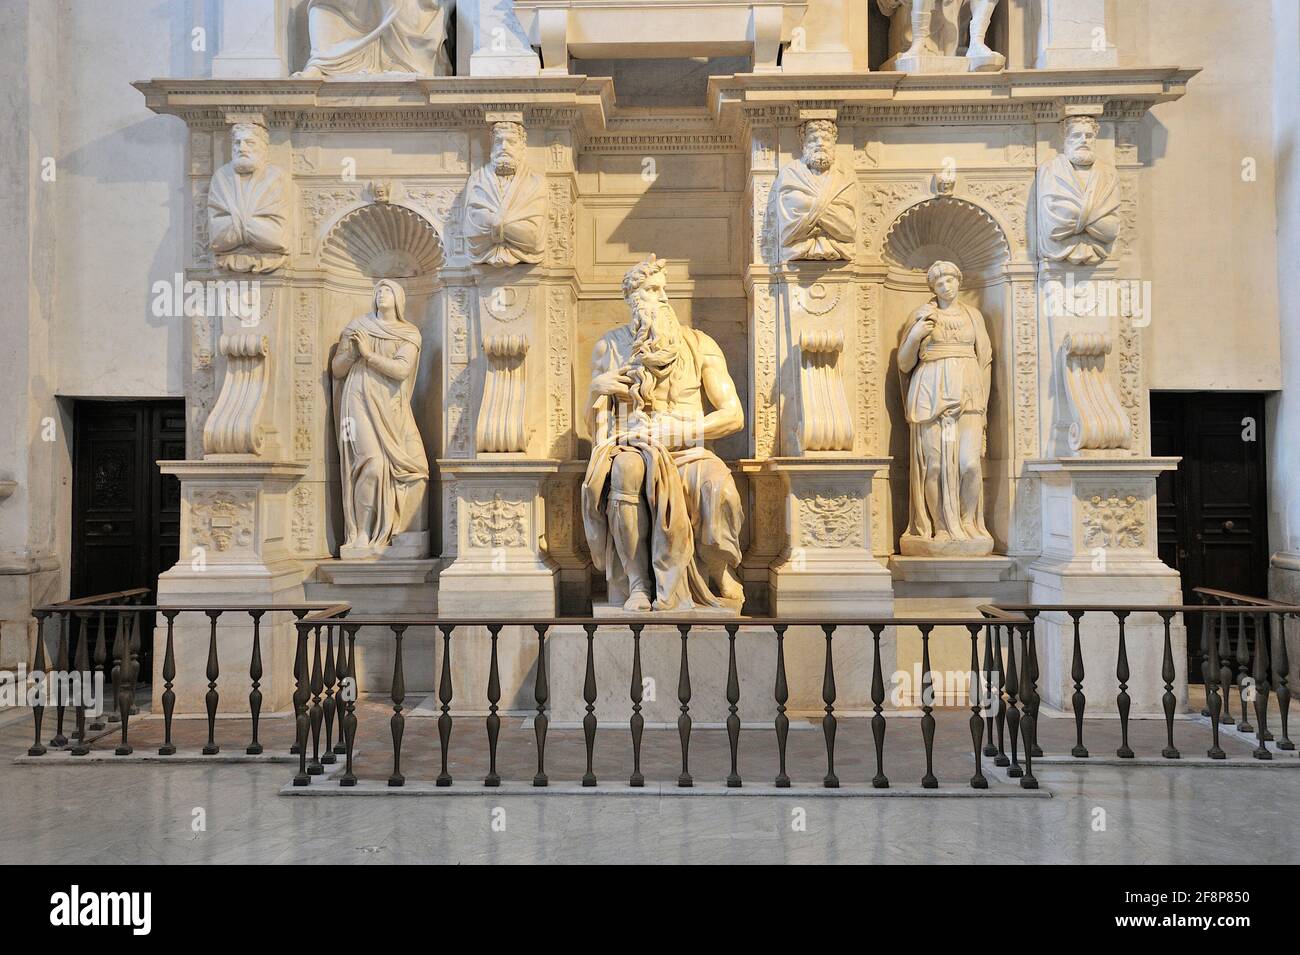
898,260,994,557
331,279,430,558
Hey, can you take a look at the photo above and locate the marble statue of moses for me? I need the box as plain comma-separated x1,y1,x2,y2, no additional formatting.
581,256,745,613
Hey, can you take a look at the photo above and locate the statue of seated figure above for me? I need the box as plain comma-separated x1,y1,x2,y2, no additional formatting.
581,255,746,614
877,0,1006,73
295,0,455,78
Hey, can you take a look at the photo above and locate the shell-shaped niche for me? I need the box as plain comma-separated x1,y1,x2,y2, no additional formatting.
320,203,444,280
883,197,1010,276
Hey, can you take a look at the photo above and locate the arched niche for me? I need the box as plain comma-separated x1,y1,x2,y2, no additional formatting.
316,200,446,557
878,194,1017,554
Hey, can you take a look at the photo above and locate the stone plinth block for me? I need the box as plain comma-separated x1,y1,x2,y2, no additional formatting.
155,459,308,714
1026,457,1185,717
750,457,895,617
437,458,560,618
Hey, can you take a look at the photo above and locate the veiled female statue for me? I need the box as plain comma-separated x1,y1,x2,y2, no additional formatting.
331,279,430,558
898,260,994,557
298,0,454,77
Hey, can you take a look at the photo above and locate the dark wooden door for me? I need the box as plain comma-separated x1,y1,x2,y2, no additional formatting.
71,400,186,675
1151,392,1270,680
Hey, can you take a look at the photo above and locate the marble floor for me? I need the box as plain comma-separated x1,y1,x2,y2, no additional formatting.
4,700,1300,864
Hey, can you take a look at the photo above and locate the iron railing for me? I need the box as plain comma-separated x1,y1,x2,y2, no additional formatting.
16,588,1300,792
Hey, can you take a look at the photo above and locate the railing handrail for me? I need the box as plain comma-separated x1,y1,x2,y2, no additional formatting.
32,602,350,616
990,602,1300,615
298,613,1032,629
1192,586,1290,609
45,588,151,608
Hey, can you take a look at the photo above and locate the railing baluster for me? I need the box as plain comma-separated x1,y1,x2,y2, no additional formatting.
582,623,598,787
1274,612,1294,750
1251,611,1272,760
1217,607,1235,725
158,611,178,756
292,620,311,786
115,609,139,756
436,624,454,787
390,625,407,786
89,610,108,731
1115,611,1133,759
28,611,48,756
822,624,839,788
246,610,265,756
1004,625,1022,778
981,619,996,757
992,625,1008,767
51,612,69,747
870,624,888,788
629,623,644,788
333,625,349,756
1235,611,1254,732
108,610,123,726
485,624,502,787
726,623,741,788
308,624,325,773
920,624,936,788
339,624,359,787
1197,594,1213,717
196,610,219,756
1069,610,1088,758
535,624,550,787
1160,610,1180,759
968,624,987,789
71,612,91,756
1026,611,1042,757
1205,607,1226,759
289,609,309,754
320,623,336,763
677,624,692,788
1018,624,1038,790
774,624,790,788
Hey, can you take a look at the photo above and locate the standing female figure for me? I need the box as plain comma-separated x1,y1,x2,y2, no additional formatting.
898,260,994,556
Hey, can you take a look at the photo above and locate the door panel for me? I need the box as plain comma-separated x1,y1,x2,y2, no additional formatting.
1150,392,1269,681
71,400,187,677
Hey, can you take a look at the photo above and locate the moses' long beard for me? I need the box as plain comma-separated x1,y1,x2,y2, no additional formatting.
627,304,683,414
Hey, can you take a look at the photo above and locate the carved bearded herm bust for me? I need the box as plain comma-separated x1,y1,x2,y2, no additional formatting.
581,256,746,613
773,119,858,263
207,122,290,274
463,121,549,267
1037,115,1122,266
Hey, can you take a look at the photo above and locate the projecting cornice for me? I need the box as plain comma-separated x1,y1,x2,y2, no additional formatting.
136,66,1197,134
708,66,1200,128
133,75,615,130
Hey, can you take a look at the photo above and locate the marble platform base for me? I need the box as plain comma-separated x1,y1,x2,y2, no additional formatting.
339,531,430,561
544,623,897,724
591,602,740,619
883,51,1005,73
308,558,439,693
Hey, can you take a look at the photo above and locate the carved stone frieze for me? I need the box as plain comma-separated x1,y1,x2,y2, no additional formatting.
798,492,864,550
190,490,256,553
1081,490,1145,550
467,492,529,549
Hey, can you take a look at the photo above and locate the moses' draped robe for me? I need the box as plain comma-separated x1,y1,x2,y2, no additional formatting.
581,324,743,611
207,162,289,274
463,166,549,266
1036,154,1121,265
773,160,858,262
333,312,429,553
303,0,453,76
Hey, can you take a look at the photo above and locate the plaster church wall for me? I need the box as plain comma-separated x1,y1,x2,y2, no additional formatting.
1114,0,1283,392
